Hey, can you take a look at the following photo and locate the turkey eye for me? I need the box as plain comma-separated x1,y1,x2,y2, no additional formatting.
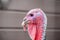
30,14,33,17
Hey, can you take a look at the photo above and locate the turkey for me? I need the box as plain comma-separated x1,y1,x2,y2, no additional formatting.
21,8,47,40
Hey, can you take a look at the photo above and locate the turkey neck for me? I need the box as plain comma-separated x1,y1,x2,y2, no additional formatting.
34,24,43,40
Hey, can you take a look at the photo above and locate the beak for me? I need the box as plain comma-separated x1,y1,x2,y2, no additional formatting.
21,18,29,31
21,18,28,27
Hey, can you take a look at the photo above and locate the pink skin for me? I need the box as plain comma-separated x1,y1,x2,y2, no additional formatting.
22,8,47,40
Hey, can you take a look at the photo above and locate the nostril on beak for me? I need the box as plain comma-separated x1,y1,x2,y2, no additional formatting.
23,18,26,21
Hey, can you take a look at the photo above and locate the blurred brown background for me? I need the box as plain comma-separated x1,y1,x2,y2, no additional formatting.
0,0,60,40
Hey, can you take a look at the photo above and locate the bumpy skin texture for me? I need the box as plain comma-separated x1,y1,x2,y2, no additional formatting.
22,8,47,40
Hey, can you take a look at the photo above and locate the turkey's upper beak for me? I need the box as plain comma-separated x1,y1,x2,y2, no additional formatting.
21,18,30,27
